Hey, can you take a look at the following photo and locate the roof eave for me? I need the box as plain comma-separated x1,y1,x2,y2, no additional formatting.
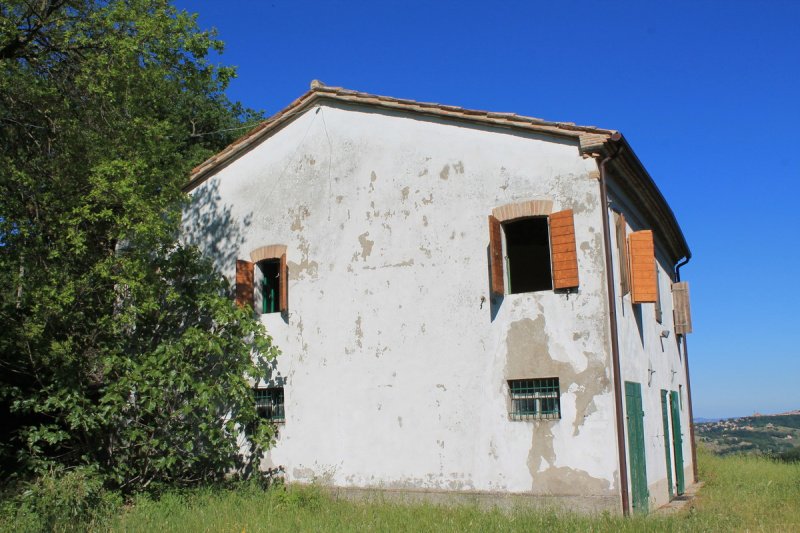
607,136,691,264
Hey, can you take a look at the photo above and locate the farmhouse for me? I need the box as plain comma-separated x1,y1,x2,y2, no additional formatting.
182,82,696,514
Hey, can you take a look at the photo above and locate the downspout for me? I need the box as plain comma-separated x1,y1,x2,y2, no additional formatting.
674,255,699,482
597,133,629,515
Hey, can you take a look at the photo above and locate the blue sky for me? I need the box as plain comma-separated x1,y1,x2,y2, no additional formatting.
176,1,800,419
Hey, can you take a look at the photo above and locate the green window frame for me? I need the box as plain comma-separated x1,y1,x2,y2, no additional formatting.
255,387,285,423
509,378,561,420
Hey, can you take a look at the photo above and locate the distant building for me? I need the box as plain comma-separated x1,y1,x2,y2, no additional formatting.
183,82,696,514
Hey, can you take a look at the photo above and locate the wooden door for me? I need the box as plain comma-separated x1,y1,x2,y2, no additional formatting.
661,390,674,499
670,390,685,494
625,381,649,514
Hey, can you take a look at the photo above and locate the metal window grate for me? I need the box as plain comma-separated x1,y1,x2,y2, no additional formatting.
255,387,285,423
509,378,561,420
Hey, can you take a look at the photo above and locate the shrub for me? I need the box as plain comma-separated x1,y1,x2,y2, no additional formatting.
0,468,121,533
778,445,800,463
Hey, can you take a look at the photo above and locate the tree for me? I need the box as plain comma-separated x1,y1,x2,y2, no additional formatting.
0,0,276,490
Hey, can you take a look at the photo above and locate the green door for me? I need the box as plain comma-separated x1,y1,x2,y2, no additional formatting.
660,390,674,499
625,381,648,514
670,390,685,494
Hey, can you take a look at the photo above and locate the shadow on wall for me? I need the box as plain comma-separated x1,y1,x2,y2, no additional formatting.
182,179,253,276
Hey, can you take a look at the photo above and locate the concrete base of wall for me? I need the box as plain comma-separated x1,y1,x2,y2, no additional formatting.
312,485,621,515
653,481,704,515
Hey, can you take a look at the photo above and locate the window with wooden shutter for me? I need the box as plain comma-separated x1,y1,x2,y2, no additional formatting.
615,212,630,295
488,215,504,295
672,281,692,334
629,230,657,304
257,260,281,313
236,259,255,309
279,252,288,313
549,209,579,290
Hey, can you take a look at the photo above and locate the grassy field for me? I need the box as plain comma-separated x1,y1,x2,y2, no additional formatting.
107,448,799,533
3,447,799,532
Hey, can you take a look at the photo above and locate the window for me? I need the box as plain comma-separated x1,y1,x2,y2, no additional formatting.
504,218,552,293
488,208,579,295
655,263,663,323
235,246,288,313
509,378,561,420
257,259,281,314
255,387,285,423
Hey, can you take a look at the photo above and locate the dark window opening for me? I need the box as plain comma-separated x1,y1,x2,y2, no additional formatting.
655,264,663,323
509,378,561,420
633,303,645,347
258,259,281,314
255,387,284,423
504,217,552,293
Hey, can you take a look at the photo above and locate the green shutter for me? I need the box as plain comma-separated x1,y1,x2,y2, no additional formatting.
661,390,674,499
625,381,649,514
670,390,685,494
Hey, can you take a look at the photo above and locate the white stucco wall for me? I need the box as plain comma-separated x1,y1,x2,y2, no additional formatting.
184,101,624,507
606,179,694,511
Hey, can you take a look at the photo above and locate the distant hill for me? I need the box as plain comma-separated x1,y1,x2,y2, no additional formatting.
696,412,800,456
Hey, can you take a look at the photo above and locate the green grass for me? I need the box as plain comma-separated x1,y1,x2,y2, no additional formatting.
5,447,799,532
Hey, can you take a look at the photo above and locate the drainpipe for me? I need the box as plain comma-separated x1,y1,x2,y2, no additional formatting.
597,133,629,516
674,256,699,483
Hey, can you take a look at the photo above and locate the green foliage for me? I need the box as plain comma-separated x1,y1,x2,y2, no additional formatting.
696,414,800,456
777,445,800,463
0,467,121,533
0,0,274,492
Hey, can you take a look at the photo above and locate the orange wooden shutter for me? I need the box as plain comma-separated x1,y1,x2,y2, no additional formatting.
615,212,630,295
672,281,693,334
629,230,657,303
549,209,579,290
235,259,255,309
488,215,504,295
279,253,288,313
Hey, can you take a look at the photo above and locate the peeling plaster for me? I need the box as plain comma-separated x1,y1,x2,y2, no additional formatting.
504,316,612,493
358,232,374,260
355,315,364,348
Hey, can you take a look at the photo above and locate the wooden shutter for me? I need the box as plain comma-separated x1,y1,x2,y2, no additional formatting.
549,209,579,290
279,253,288,313
672,281,692,334
235,259,255,309
615,212,630,295
488,215,504,295
629,230,657,303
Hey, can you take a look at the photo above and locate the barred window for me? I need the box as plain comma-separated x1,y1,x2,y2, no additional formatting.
255,387,285,423
509,378,560,420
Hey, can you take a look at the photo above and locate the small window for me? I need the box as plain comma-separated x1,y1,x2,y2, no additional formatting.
257,259,281,314
504,218,552,293
255,387,285,423
655,264,663,324
509,378,561,420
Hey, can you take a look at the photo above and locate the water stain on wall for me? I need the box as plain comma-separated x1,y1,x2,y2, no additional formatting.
504,315,613,495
